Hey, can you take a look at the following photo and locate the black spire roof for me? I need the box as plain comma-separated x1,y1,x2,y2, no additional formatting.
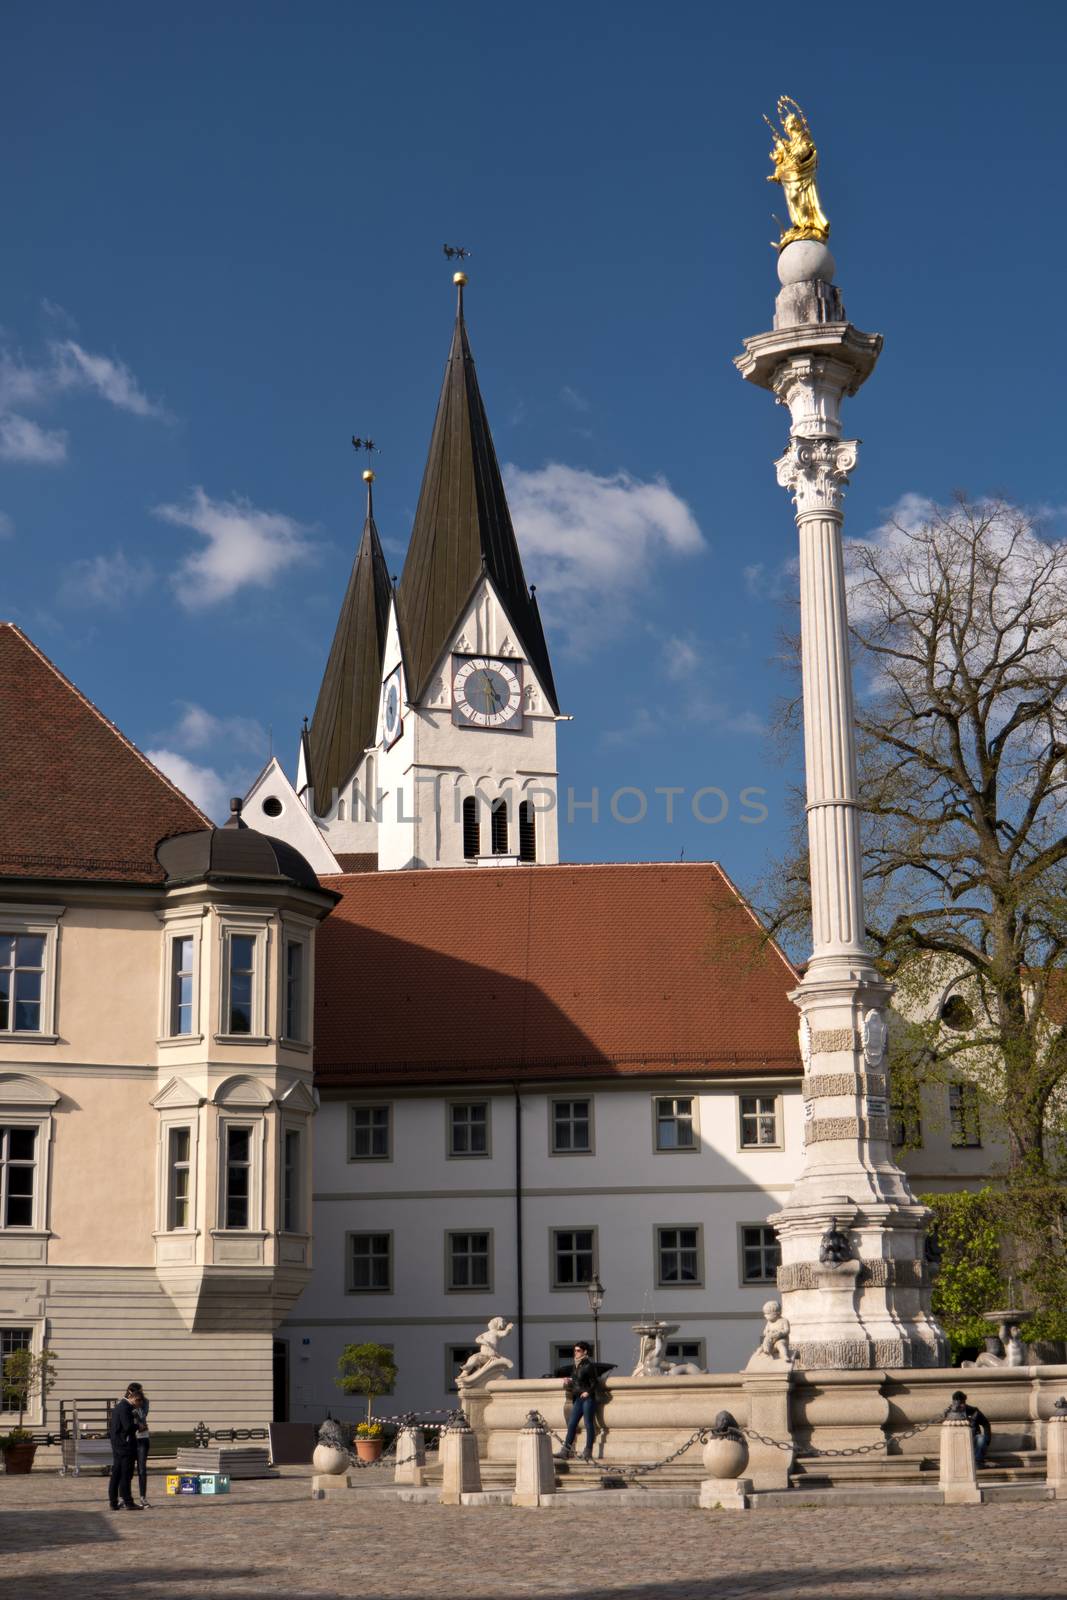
307,477,392,817
396,282,559,713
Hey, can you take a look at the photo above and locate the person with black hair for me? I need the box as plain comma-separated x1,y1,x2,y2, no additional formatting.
107,1385,144,1511
951,1389,992,1467
128,1382,151,1507
555,1340,599,1462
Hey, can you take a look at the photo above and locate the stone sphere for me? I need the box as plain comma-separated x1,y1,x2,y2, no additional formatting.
702,1431,749,1480
312,1442,350,1476
777,240,836,286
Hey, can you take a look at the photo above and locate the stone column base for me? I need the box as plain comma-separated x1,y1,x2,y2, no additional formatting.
699,1476,752,1510
311,1472,351,1498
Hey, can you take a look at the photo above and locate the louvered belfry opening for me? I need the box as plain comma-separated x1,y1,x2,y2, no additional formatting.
519,800,536,863
462,796,480,860
491,798,509,855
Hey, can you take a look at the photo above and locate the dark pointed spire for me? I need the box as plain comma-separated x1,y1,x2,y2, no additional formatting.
307,467,392,817
397,275,559,712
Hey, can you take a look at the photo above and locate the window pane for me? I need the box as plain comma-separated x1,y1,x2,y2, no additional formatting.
5,1194,32,1227
15,936,44,967
0,971,7,1030
351,1106,389,1159
8,1128,36,1162
286,942,304,1039
350,1232,391,1291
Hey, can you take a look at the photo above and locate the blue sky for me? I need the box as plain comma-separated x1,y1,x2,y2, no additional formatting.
2,1,1066,894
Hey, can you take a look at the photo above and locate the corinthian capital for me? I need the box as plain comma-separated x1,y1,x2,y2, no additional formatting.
775,437,859,516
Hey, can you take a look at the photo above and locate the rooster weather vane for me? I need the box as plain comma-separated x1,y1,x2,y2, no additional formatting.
443,244,471,262
351,436,379,455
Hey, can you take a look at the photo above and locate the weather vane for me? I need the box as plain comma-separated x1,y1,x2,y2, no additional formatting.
443,244,471,262
764,97,830,250
351,436,379,455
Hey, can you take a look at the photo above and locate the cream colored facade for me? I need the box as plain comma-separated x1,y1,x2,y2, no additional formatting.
0,869,331,1433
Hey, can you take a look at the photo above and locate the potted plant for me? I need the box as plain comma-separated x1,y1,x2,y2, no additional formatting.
336,1342,397,1463
1,1347,57,1474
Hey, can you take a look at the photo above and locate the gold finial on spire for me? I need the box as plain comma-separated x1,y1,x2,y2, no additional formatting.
362,469,375,482
764,96,830,250
453,270,468,287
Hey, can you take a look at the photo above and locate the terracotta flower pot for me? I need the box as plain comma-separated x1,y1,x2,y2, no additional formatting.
355,1437,383,1463
3,1441,37,1475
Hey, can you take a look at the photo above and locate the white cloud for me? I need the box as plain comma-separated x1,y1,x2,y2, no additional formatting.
0,511,13,540
169,701,268,759
58,548,154,608
52,340,170,420
0,414,67,464
40,298,78,331
144,748,231,821
503,462,704,651
662,635,701,679
560,384,590,413
155,487,316,609
0,352,53,411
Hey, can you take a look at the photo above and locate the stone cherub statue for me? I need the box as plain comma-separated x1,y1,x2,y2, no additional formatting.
819,1216,853,1266
765,96,830,249
758,1299,792,1362
456,1316,514,1388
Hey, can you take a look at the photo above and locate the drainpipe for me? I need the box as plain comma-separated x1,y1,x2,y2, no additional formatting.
513,1083,525,1378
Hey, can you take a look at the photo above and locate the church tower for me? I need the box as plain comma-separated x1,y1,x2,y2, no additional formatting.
305,273,561,871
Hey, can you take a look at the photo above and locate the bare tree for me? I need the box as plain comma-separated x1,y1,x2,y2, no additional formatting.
763,497,1067,1192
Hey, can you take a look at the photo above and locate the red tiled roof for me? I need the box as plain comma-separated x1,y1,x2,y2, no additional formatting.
333,852,378,874
0,623,209,883
314,860,801,1087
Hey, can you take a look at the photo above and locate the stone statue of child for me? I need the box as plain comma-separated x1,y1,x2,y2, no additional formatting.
758,1299,792,1362
457,1316,514,1384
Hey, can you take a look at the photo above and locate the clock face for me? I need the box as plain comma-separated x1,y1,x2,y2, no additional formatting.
382,669,403,748
452,656,523,730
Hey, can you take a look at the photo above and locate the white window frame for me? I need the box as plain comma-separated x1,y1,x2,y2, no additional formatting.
165,1124,194,1232
0,906,63,1043
654,1223,705,1289
739,1222,781,1286
737,1093,782,1151
281,1121,304,1234
0,1319,48,1426
445,1228,494,1293
279,917,314,1048
447,1100,491,1159
346,1230,393,1294
664,1337,706,1368
215,909,271,1043
156,907,204,1045
653,1094,699,1153
0,1075,58,1260
550,1225,598,1290
348,1103,392,1162
549,1097,594,1156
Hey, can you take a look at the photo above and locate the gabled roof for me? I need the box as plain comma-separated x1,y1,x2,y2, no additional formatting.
0,622,208,883
313,860,800,1087
396,284,559,713
307,484,392,816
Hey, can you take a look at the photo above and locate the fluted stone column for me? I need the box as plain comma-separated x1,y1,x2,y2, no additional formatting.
736,241,947,1369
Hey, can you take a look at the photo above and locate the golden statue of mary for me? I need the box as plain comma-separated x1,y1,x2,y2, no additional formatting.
766,97,830,248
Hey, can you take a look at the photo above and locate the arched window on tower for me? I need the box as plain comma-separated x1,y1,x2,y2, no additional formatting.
337,797,347,822
491,799,509,855
463,796,480,860
519,800,536,863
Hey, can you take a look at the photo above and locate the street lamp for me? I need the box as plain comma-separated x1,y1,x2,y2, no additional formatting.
585,1274,605,1365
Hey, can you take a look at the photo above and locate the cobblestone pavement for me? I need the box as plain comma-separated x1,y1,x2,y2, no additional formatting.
3,1469,1067,1600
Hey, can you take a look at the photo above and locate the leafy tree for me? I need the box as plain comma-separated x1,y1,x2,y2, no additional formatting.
1,1346,58,1437
921,1190,1006,1358
762,498,1067,1303
335,1342,397,1425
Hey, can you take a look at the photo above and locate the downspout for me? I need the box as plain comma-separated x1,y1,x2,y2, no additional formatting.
513,1082,525,1378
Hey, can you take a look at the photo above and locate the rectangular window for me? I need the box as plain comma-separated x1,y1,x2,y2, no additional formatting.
889,1094,923,1150
552,1227,596,1288
656,1225,703,1287
551,1099,591,1154
519,801,536,863
283,1129,300,1232
349,1105,391,1161
348,1231,392,1292
739,1095,780,1148
0,935,45,1034
491,799,509,855
664,1339,705,1367
0,1326,32,1363
167,1126,191,1230
447,1344,479,1391
227,935,256,1035
224,1125,252,1229
285,941,305,1041
447,1230,491,1290
655,1096,696,1151
170,937,194,1036
0,1126,37,1229
449,1102,489,1157
949,1082,981,1148
740,1224,781,1285
551,1341,579,1373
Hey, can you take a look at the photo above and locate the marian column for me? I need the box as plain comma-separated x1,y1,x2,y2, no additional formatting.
736,100,946,1368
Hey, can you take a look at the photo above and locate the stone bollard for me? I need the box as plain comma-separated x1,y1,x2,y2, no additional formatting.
394,1424,426,1487
1047,1397,1067,1498
512,1411,556,1507
699,1411,753,1511
939,1397,981,1505
439,1412,482,1505
311,1425,352,1499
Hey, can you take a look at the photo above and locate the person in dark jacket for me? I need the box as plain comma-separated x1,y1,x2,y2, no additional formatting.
555,1341,599,1461
951,1389,992,1466
107,1385,144,1511
128,1382,151,1507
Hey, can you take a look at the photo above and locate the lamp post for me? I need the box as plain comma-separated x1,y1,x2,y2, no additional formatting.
585,1274,605,1366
